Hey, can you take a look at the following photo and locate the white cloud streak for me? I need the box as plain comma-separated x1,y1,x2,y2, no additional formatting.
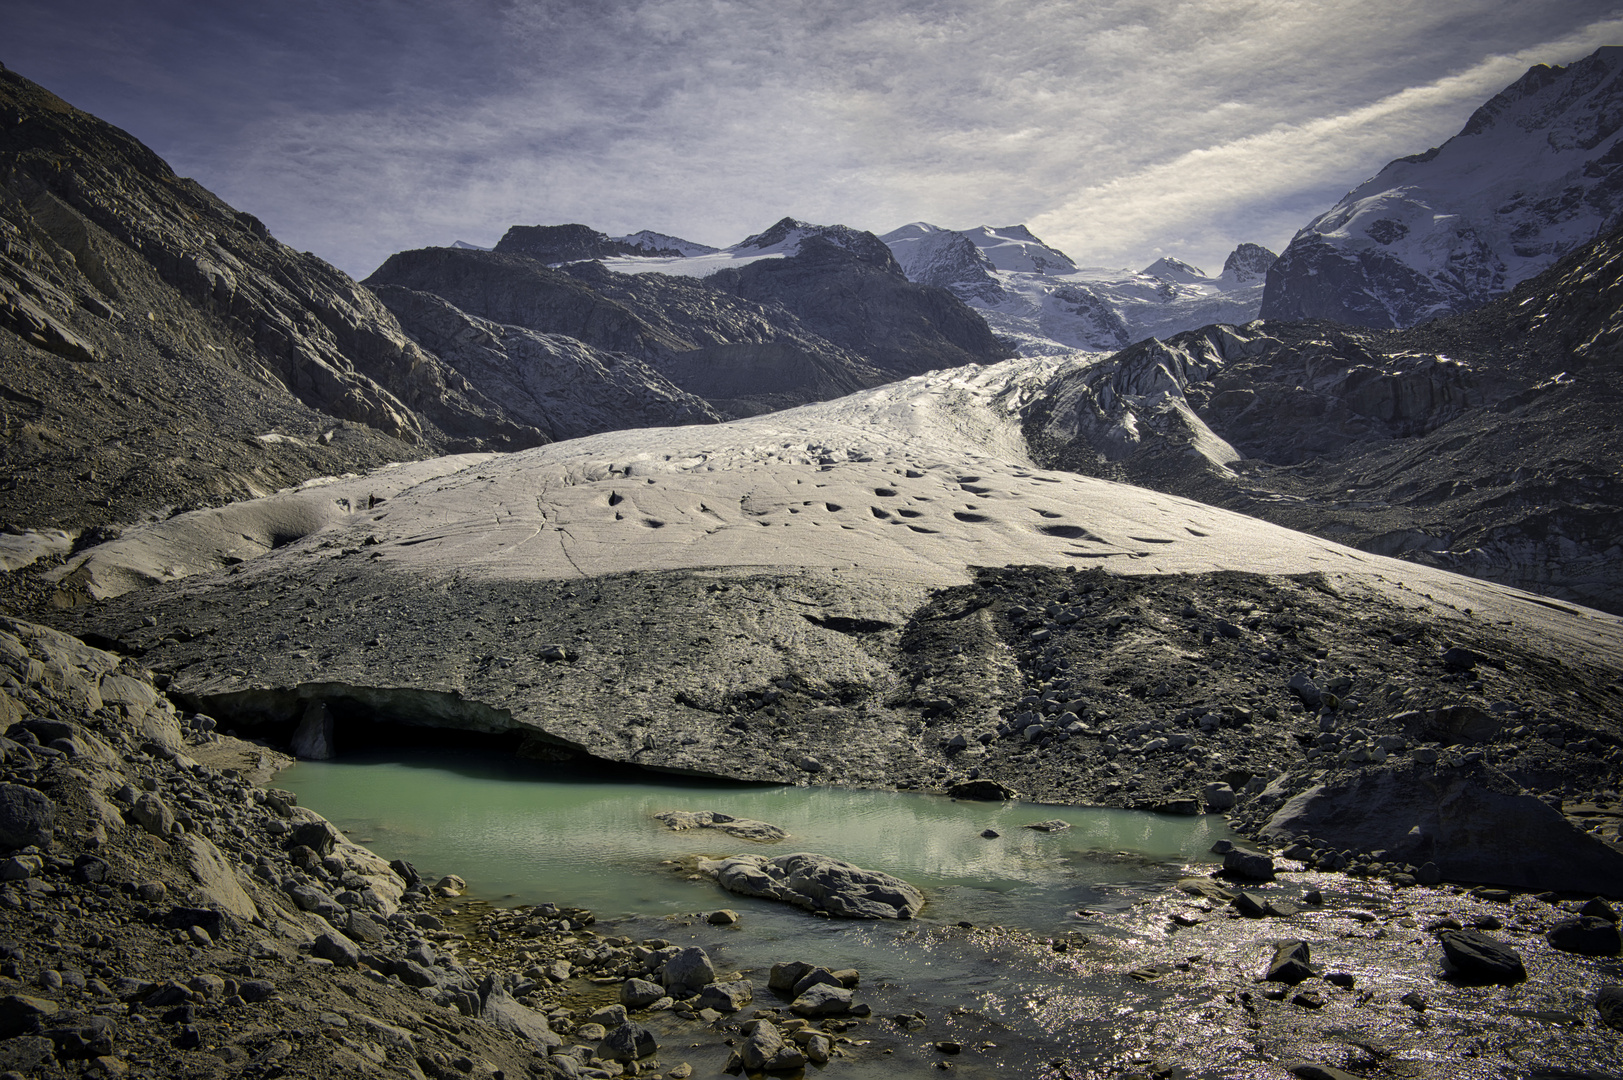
11,0,1623,276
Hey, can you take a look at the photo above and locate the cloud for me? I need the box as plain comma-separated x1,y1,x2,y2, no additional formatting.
9,0,1623,275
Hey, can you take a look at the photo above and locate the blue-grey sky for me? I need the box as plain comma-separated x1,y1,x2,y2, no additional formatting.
9,1,1623,278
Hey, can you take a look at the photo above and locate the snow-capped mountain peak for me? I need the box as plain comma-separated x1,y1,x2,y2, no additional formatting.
610,230,720,257
961,224,1080,275
879,224,1277,356
1140,257,1207,283
1262,45,1623,328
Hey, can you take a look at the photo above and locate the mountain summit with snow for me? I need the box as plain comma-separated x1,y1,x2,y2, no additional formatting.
1262,46,1623,328
880,224,1277,354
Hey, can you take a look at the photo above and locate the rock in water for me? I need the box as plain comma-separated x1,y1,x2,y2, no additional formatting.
740,1018,806,1071
1546,916,1623,956
653,810,787,841
660,947,714,995
1439,929,1526,984
703,852,924,919
1265,940,1314,984
597,1021,657,1063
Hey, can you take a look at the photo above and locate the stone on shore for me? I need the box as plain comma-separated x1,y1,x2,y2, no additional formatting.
702,852,924,919
1223,847,1275,881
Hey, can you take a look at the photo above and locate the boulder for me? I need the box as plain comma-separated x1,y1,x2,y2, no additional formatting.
702,852,924,919
1438,929,1525,984
620,978,665,1009
312,932,359,967
1581,897,1620,923
597,1021,657,1063
1259,761,1623,895
741,1019,806,1071
695,979,753,1013
1203,782,1236,811
1546,916,1622,956
478,975,560,1048
1598,985,1623,1032
660,946,714,995
0,784,53,850
130,792,175,837
790,982,854,1017
1223,847,1275,881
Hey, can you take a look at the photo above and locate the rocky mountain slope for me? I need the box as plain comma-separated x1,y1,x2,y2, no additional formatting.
1025,220,1623,614
369,218,1011,415
1262,46,1623,328
882,222,1277,353
0,64,745,558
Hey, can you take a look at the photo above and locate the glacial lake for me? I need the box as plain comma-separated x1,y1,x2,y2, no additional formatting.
279,748,1244,1077
277,748,1236,931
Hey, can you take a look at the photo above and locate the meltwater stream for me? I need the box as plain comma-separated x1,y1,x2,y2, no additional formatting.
280,748,1241,1077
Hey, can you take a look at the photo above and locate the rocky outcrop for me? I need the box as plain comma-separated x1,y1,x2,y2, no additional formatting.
1026,221,1623,615
493,223,684,263
1258,760,1623,895
1262,47,1623,328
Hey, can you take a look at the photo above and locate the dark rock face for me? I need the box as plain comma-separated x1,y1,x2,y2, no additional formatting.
494,223,682,263
1262,47,1623,328
706,232,1014,378
1222,244,1277,285
364,245,891,416
0,67,549,541
1261,235,1459,328
1438,928,1526,984
1258,761,1623,896
371,285,721,440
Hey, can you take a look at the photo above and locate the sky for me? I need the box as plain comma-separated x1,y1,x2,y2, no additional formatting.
8,1,1623,279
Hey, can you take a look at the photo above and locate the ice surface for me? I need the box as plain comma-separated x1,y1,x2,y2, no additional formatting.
87,358,1623,661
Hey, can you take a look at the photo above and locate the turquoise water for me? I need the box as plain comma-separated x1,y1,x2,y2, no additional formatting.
279,749,1243,1076
278,748,1234,931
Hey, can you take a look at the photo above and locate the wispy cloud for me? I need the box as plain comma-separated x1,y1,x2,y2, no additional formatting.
9,0,1623,276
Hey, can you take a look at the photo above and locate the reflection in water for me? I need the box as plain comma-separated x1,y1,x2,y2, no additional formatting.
279,747,1234,931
